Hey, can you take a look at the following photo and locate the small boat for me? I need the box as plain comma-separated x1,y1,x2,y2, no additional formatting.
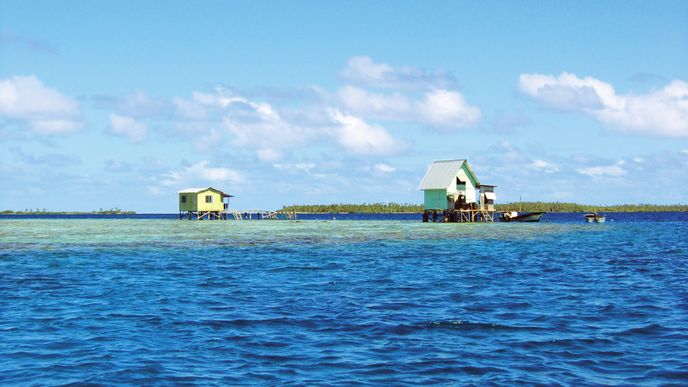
500,211,545,222
584,212,606,223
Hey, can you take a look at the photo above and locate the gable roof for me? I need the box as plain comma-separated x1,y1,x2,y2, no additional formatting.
418,159,480,190
178,187,233,197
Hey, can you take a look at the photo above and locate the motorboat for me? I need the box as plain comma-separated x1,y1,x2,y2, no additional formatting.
584,212,606,223
500,211,545,222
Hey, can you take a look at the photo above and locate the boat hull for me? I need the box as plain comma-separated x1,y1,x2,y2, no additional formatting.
501,211,545,222
584,214,606,223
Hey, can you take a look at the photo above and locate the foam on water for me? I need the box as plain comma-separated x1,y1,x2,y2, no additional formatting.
1,217,687,384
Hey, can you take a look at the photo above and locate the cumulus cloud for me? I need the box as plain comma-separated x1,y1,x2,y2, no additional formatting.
338,86,480,130
577,163,627,178
172,96,207,120
219,95,317,152
341,56,455,90
108,113,147,142
160,161,243,187
172,87,321,157
338,85,411,120
373,163,396,173
272,162,315,172
519,72,688,137
417,89,481,129
172,87,411,159
257,148,284,162
0,75,83,134
330,110,407,156
530,159,559,173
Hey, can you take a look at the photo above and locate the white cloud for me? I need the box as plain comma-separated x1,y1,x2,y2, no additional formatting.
161,161,243,187
530,159,559,173
330,110,407,156
577,163,627,178
341,56,455,90
338,85,411,120
257,148,283,162
179,87,411,159
113,91,166,118
108,113,147,142
417,89,481,129
519,72,688,137
272,162,315,172
221,98,315,151
373,163,396,173
0,75,83,134
338,86,480,130
172,96,207,120
179,87,319,153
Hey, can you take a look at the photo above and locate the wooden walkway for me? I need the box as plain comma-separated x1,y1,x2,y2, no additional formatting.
230,210,297,220
179,210,297,220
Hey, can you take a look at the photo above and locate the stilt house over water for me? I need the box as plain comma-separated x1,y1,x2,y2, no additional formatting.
178,187,233,220
418,159,497,222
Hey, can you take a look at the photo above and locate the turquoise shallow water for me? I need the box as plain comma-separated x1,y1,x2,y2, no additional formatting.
1,217,688,384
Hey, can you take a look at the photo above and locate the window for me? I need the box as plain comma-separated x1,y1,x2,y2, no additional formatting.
181,195,187,203
457,177,464,184
205,195,213,203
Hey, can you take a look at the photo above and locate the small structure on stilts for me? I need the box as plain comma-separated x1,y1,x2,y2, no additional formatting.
178,187,233,220
418,159,497,223
178,187,297,221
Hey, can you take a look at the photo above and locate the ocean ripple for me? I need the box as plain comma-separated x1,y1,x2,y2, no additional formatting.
1,217,687,384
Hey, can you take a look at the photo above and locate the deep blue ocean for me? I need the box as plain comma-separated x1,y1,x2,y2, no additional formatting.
1,213,687,385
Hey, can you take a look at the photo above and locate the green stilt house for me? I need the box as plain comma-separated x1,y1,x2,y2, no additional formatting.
418,159,496,222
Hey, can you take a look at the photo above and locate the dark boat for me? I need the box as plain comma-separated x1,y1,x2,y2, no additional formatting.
500,211,545,222
584,212,606,223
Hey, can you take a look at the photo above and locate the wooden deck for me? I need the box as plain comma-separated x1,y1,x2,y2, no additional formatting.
179,210,297,220
422,209,496,223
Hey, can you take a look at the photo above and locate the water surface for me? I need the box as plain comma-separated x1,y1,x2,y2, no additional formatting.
1,216,687,384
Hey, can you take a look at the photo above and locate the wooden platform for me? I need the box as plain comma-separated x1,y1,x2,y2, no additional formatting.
422,209,496,223
179,210,297,220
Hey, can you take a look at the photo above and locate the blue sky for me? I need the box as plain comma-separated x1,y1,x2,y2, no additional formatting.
1,1,687,212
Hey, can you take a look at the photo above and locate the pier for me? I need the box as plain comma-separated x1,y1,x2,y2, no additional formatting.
178,187,297,221
179,209,297,221
229,210,297,220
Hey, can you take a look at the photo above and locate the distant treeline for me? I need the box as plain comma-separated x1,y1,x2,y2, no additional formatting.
281,202,687,213
2,208,136,215
281,203,423,213
495,202,688,212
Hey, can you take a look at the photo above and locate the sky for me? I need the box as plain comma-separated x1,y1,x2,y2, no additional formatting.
1,1,687,212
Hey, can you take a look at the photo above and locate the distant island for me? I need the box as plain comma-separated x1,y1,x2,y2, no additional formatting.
1,208,136,215
280,202,688,214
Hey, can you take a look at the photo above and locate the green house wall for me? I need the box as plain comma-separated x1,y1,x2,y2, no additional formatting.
424,189,448,210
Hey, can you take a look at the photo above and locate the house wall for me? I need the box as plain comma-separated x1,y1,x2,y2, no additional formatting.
480,193,495,211
179,193,197,211
196,190,225,212
179,190,224,212
424,189,448,210
455,165,477,203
